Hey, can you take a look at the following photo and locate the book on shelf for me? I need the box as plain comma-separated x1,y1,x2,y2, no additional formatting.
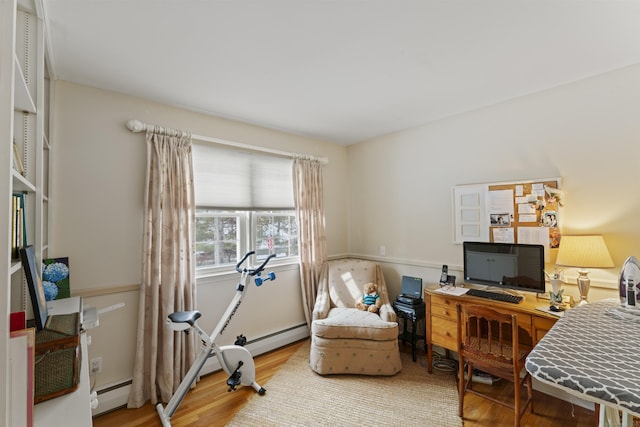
13,142,25,175
11,193,27,259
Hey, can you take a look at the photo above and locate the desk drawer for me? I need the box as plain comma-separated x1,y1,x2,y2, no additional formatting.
430,317,457,351
430,302,456,321
534,316,557,342
429,294,456,309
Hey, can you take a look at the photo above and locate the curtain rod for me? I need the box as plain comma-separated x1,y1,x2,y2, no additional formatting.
126,119,328,164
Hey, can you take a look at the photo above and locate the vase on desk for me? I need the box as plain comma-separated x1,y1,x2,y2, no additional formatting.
549,279,564,309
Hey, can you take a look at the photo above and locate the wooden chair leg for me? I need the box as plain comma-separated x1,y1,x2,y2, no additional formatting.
514,372,521,427
467,363,474,393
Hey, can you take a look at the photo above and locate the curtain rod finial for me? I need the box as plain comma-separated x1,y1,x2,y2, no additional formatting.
126,119,146,133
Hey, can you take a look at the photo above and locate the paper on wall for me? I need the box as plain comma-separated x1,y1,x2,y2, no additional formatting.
518,226,548,245
487,189,514,215
518,226,551,259
492,227,515,243
519,214,537,223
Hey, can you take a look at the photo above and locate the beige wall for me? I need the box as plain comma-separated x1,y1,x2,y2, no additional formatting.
51,81,349,389
52,62,640,401
347,63,640,301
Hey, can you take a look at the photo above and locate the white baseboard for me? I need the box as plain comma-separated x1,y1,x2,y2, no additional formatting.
199,323,309,376
92,382,132,417
92,324,309,417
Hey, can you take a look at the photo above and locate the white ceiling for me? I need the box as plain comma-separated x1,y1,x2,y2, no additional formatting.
43,0,640,145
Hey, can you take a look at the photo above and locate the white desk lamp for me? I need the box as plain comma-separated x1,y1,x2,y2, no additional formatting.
555,235,614,306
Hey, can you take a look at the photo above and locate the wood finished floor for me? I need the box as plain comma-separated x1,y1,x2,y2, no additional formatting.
93,340,598,427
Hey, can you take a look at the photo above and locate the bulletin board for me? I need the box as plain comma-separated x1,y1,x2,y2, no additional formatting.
453,177,562,250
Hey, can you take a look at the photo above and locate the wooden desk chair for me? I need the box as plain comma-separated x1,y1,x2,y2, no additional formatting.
456,304,534,427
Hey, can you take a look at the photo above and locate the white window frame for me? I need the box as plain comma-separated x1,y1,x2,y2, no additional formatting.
252,210,299,261
195,209,298,277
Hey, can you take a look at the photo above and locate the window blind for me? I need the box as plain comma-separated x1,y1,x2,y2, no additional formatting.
192,143,294,210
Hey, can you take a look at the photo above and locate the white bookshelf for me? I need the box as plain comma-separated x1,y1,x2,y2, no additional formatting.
1,0,59,424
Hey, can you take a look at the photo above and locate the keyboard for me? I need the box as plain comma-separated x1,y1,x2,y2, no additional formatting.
466,288,523,304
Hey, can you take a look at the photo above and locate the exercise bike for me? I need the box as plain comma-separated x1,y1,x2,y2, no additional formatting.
156,251,277,427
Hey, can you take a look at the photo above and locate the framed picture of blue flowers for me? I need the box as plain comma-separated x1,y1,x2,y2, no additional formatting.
42,257,70,300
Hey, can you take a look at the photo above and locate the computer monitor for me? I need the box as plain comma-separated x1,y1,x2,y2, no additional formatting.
463,241,546,294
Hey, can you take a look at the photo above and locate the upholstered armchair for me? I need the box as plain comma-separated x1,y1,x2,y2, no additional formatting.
310,258,402,375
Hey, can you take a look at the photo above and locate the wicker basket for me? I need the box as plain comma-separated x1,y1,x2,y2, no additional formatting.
34,312,80,403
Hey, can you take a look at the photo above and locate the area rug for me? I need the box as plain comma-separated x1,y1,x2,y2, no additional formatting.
228,341,462,426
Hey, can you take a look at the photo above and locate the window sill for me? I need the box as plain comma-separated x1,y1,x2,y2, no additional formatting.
196,258,299,281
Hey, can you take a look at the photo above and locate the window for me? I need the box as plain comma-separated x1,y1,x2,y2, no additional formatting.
195,210,240,267
195,209,298,270
254,211,298,260
192,143,298,272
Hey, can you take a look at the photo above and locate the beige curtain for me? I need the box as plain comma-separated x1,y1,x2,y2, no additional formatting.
293,157,327,328
128,131,197,408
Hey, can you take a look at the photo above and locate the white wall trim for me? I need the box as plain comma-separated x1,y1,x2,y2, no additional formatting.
344,253,618,290
355,254,462,271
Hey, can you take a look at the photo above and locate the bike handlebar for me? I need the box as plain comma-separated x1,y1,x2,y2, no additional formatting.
235,251,254,272
236,251,277,276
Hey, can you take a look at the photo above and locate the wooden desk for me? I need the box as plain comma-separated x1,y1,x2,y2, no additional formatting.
424,287,559,374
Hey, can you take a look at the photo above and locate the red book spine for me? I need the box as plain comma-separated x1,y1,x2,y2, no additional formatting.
10,311,26,331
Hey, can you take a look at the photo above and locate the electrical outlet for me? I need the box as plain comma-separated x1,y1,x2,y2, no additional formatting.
379,245,386,256
90,357,102,374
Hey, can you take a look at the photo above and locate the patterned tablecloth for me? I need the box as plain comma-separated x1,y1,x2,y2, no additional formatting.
526,299,640,417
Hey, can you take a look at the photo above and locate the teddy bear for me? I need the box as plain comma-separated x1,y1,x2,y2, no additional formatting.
356,282,382,313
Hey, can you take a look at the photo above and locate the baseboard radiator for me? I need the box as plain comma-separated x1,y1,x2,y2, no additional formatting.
92,323,309,417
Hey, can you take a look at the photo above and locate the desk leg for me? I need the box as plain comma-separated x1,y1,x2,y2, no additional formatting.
402,318,408,345
411,317,417,362
426,331,433,374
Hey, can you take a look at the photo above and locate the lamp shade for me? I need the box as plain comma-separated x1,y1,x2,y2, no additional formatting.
556,235,614,268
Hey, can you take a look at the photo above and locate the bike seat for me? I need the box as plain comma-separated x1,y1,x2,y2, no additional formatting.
168,310,201,326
